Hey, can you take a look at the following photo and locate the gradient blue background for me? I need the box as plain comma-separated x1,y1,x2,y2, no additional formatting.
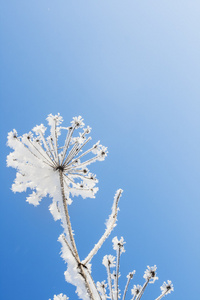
1,1,200,299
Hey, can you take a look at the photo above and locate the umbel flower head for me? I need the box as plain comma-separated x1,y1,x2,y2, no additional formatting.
112,236,126,253
143,265,158,283
160,280,174,295
131,284,142,297
7,114,107,219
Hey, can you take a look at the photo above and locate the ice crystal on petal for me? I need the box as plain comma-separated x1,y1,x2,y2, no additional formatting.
160,280,174,295
143,265,158,283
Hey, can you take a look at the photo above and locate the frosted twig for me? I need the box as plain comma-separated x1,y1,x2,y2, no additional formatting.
116,247,120,300
36,129,56,163
67,156,100,172
17,136,54,168
27,138,57,168
136,280,149,300
71,145,97,163
49,117,59,163
122,272,135,300
59,234,96,300
103,257,114,300
63,174,90,191
60,126,75,165
84,268,102,300
155,293,166,300
64,137,92,167
82,189,123,265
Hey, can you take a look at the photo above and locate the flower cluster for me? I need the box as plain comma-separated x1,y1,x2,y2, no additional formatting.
99,237,173,300
7,114,107,219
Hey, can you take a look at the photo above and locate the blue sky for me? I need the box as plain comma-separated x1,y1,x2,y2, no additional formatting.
1,1,200,299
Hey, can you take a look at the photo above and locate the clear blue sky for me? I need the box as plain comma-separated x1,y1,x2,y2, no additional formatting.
1,1,200,299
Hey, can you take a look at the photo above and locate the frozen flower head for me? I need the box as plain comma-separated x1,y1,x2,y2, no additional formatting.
143,265,158,283
131,284,142,297
160,280,174,295
112,236,126,253
102,255,116,268
7,114,107,218
96,280,107,295
127,270,136,279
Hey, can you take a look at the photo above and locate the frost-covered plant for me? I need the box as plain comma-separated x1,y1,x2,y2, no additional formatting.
7,114,174,300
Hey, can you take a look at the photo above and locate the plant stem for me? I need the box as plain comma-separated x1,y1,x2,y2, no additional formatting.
136,280,149,300
122,275,131,300
116,247,121,300
107,262,114,300
59,170,98,300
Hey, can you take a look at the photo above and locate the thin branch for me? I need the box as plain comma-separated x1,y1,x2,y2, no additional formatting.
116,247,121,300
50,118,59,163
67,155,101,172
70,145,96,163
64,137,91,168
106,262,114,300
16,137,53,168
136,280,149,300
155,291,168,300
122,274,133,300
60,126,75,165
28,139,57,168
82,189,122,265
84,268,102,300
37,130,56,162
63,173,92,191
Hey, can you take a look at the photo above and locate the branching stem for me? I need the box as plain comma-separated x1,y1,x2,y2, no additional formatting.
59,170,100,300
